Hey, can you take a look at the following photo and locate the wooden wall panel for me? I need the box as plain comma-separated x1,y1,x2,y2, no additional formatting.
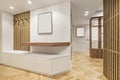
103,0,120,80
14,11,30,51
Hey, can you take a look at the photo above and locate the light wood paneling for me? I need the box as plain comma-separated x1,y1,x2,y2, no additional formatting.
14,11,30,51
103,0,120,80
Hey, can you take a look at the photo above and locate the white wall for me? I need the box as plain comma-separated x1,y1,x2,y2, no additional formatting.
31,2,70,42
1,12,13,51
72,25,89,52
72,11,103,53
92,11,103,17
30,1,71,54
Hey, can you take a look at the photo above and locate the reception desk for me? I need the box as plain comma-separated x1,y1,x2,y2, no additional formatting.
0,51,71,76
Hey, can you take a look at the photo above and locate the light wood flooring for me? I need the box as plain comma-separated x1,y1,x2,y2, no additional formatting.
0,52,107,80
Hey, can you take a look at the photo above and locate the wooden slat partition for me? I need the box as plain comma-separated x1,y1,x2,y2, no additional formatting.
103,0,120,80
14,11,30,51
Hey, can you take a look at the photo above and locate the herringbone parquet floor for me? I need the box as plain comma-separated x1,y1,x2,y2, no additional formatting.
0,52,107,80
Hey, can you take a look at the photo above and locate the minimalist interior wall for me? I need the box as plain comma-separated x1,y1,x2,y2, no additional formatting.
31,2,70,42
1,12,13,51
14,11,30,51
72,10,103,53
92,11,103,17
30,1,71,54
72,25,89,52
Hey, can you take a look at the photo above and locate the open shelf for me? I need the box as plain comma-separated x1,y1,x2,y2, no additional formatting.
22,42,70,47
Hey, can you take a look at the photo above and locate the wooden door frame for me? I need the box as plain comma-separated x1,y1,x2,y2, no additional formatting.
89,16,103,58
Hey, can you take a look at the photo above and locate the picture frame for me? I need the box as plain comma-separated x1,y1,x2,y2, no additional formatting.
38,12,52,34
76,27,85,37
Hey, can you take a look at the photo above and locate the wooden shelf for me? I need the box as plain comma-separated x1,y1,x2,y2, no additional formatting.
22,42,70,47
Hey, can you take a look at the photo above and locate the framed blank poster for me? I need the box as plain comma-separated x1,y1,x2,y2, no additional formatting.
38,12,52,34
76,27,85,37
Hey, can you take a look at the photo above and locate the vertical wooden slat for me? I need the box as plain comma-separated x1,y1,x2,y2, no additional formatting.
103,0,120,80
14,11,30,51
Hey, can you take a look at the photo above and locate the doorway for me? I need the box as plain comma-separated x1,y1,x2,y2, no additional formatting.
90,16,103,58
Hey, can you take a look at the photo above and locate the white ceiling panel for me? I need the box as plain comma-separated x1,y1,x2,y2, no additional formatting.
0,0,65,14
71,0,103,25
0,0,103,25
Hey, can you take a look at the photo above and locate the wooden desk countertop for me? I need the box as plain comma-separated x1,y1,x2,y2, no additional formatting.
22,42,70,47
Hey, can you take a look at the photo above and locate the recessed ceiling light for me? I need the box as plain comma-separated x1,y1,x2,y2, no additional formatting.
85,11,89,14
10,6,14,10
27,0,32,4
85,13,88,16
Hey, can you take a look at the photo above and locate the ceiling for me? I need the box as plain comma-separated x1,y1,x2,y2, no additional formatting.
0,0,65,14
71,0,103,25
0,0,103,25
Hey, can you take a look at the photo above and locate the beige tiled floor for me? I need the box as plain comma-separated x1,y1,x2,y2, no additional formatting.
0,52,107,80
